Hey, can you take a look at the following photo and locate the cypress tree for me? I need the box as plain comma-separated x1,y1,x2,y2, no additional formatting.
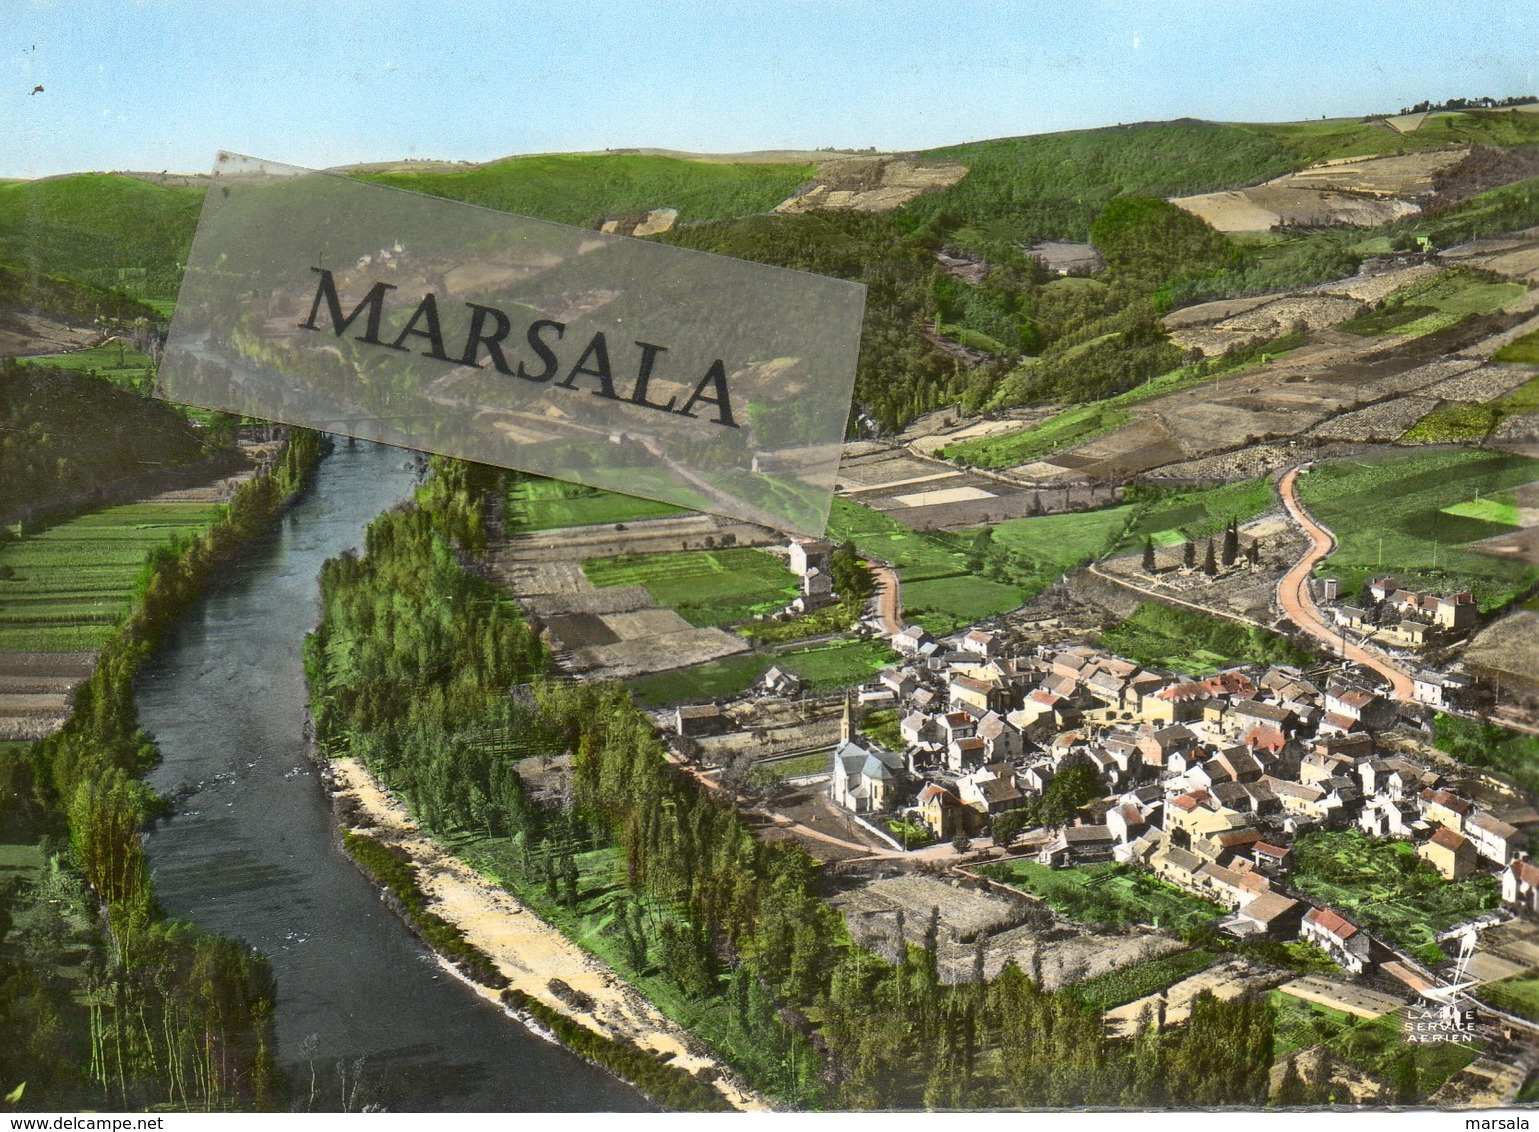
1221,520,1239,567
1183,540,1196,569
1202,539,1218,576
1142,537,1156,573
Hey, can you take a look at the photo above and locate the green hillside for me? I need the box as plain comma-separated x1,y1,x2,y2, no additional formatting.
901,119,1302,257
0,174,204,301
1249,107,1539,164
360,152,814,227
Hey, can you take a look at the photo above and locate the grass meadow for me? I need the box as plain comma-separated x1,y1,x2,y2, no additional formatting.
581,547,797,627
1298,447,1539,612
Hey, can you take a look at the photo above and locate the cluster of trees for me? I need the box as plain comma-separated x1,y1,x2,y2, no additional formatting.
1,431,321,1110
0,362,211,518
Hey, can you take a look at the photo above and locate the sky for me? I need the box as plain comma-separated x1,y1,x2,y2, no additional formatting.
4,0,1537,178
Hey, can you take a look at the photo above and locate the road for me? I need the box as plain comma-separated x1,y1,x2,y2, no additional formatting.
869,559,904,634
1275,466,1417,701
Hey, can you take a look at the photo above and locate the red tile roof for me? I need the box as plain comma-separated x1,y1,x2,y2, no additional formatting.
1304,906,1358,940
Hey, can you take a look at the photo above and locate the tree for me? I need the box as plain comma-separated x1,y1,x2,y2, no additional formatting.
1182,540,1196,569
1142,537,1156,574
951,832,972,855
1202,539,1218,576
1221,521,1239,567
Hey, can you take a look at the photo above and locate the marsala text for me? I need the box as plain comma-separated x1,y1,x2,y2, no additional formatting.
298,267,738,428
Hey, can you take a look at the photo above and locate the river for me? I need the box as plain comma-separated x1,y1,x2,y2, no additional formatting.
136,440,647,1112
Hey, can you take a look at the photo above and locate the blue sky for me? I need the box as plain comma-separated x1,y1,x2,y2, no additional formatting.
5,1,1536,177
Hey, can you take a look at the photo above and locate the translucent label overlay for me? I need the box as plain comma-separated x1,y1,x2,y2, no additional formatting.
159,154,865,535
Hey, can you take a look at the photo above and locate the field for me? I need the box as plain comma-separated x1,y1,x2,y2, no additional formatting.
1069,949,1218,1011
1337,269,1527,339
900,575,1025,634
1493,328,1539,364
508,476,687,532
17,340,155,392
582,548,797,627
1252,109,1539,164
627,653,771,708
939,403,1132,468
824,497,972,582
1115,477,1276,550
627,637,898,708
1297,448,1539,612
773,638,898,692
1405,373,1539,443
977,859,1225,934
1097,602,1314,677
981,504,1134,574
1478,973,1539,1022
362,152,816,228
0,501,219,651
1432,715,1539,797
1289,831,1500,962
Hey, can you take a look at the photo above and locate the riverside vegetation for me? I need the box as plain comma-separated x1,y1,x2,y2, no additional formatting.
0,429,321,1110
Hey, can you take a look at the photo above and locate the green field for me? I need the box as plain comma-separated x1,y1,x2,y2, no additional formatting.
900,575,1026,634
582,547,797,627
939,404,1133,468
1298,448,1539,612
1338,269,1527,340
1251,109,1539,164
508,476,687,532
1494,328,1539,365
18,340,155,392
1098,602,1315,677
824,497,973,582
977,859,1225,933
1115,477,1276,551
362,152,815,228
627,653,771,708
627,636,898,708
1478,973,1539,1023
775,638,898,692
1289,831,1500,962
1403,373,1539,443
1442,495,1521,525
0,501,218,650
1270,990,1357,1057
1069,949,1218,1010
1433,715,1539,797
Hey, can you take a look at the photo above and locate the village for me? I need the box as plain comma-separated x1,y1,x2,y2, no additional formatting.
655,528,1539,1097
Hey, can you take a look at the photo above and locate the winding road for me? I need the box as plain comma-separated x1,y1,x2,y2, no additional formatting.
1275,465,1416,701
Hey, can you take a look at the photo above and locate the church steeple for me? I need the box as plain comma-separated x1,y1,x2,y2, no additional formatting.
840,691,854,746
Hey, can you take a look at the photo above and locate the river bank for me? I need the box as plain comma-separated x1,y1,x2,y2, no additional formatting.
322,753,769,1112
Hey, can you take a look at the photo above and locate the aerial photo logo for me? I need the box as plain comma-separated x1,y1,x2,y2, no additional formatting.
3,1,1539,1119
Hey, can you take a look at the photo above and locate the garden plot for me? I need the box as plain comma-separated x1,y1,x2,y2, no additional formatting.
830,871,1184,988
1442,229,1539,285
492,515,773,680
1104,957,1284,1037
0,650,96,741
1167,294,1366,358
1424,364,1539,403
1307,395,1441,441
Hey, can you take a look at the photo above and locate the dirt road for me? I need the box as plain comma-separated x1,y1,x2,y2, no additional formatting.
870,560,903,634
1276,466,1416,701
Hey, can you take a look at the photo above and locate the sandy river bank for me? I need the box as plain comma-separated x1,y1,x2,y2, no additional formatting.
325,755,770,1111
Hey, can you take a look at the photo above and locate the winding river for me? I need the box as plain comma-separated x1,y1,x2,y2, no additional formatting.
136,440,647,1113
